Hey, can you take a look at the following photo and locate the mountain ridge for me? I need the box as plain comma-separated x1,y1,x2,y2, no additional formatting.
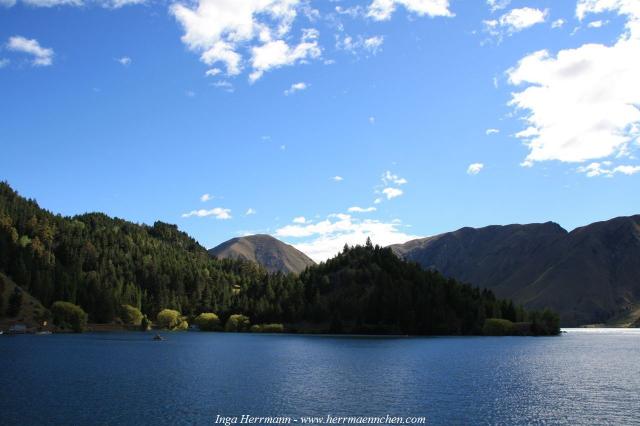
391,215,640,326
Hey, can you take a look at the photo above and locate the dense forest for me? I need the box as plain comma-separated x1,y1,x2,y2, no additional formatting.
0,182,559,335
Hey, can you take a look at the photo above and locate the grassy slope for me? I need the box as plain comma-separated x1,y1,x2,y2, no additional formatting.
0,272,49,330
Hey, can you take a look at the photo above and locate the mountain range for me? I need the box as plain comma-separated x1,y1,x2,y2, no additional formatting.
389,215,640,326
211,216,640,327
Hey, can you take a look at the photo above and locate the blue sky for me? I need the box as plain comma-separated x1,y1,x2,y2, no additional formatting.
1,0,639,261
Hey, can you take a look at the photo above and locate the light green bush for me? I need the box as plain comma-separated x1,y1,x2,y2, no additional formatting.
195,313,221,331
225,314,250,332
51,301,88,333
157,309,186,330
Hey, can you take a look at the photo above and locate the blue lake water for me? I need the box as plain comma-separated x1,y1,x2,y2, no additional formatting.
1,329,639,425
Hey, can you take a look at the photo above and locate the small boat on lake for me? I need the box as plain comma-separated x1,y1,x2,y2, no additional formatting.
153,334,165,341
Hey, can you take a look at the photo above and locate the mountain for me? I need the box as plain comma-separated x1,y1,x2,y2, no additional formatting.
391,215,640,326
208,234,315,274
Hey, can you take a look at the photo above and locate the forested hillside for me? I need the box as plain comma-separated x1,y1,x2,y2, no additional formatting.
0,182,557,335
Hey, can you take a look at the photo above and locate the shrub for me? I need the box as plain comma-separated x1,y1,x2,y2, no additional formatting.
157,309,186,330
195,313,221,331
51,301,88,333
483,318,514,336
120,304,143,326
225,314,250,332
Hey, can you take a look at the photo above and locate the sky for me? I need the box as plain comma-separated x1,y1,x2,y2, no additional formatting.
1,0,639,262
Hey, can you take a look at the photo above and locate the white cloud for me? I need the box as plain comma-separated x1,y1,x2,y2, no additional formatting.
284,81,307,95
577,162,640,177
348,206,377,213
614,165,640,175
487,0,510,13
4,0,142,7
249,30,321,82
382,170,408,185
467,163,484,175
367,0,453,21
337,34,385,56
332,175,344,182
373,197,382,204
486,128,500,135
116,56,131,66
200,193,213,202
182,208,232,219
587,20,607,28
245,208,257,215
276,213,419,262
507,1,640,166
484,7,548,38
368,116,376,124
293,216,308,224
552,18,566,29
382,187,403,199
0,58,9,68
212,80,235,92
6,36,54,66
106,0,145,7
20,0,81,6
171,0,310,80
364,36,384,53
205,68,222,77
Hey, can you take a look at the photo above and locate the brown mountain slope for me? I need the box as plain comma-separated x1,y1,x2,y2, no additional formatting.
208,234,315,274
391,215,640,326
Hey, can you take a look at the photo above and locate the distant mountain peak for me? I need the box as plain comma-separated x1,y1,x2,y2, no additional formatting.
208,234,315,274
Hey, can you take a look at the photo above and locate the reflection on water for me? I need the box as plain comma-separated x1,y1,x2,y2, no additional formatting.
1,330,639,425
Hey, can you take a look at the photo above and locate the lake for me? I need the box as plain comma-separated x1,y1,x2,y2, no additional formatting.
1,329,639,425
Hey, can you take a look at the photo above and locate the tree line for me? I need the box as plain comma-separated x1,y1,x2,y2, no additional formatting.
0,182,559,336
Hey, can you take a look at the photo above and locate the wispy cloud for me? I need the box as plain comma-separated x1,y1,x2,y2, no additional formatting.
276,213,419,262
6,36,54,66
116,56,131,66
200,193,213,202
284,82,308,96
467,163,484,175
245,208,257,216
484,7,548,39
577,162,640,177
182,208,232,219
382,187,403,199
332,176,344,182
367,0,453,21
348,206,377,213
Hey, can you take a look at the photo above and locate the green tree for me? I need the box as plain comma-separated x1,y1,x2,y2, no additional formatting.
140,315,152,331
51,301,88,333
225,314,250,332
120,304,143,326
194,312,221,331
